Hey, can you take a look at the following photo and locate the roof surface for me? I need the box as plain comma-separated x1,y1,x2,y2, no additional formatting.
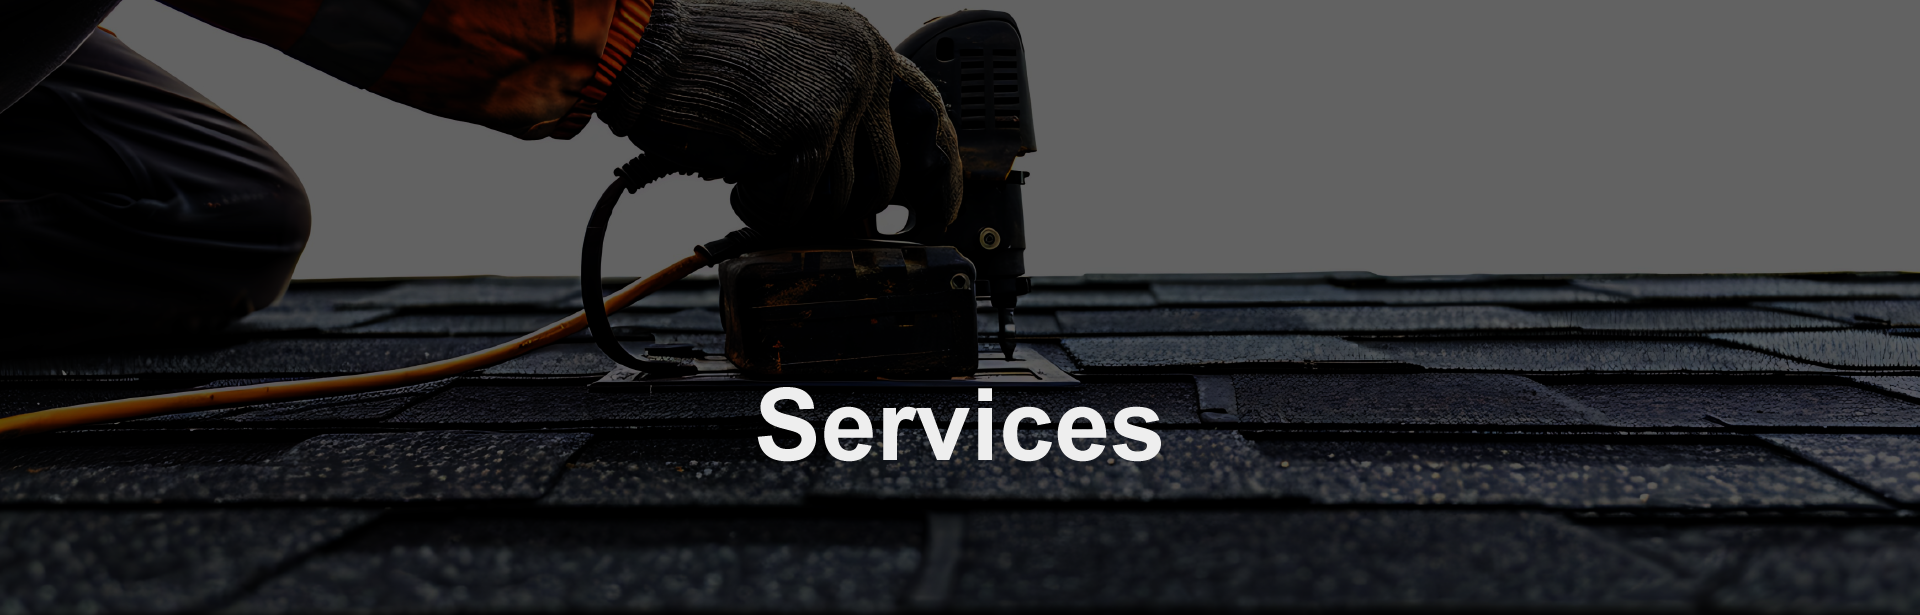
9,272,1920,612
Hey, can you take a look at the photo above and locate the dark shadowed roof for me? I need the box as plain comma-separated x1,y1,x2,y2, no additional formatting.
9,272,1920,612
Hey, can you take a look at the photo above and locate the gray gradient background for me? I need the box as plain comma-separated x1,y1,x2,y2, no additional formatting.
99,0,1917,279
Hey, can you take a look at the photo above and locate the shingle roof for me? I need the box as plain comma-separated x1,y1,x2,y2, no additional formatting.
9,272,1920,612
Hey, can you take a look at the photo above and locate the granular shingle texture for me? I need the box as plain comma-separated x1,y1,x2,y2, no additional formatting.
1361,339,1825,373
807,430,1280,502
0,509,378,615
1551,384,1920,429
1533,308,1846,332
1250,439,1881,509
1151,283,1627,306
1574,277,1920,300
224,286,395,333
979,312,1062,336
1759,299,1920,326
337,278,579,310
1056,306,1557,334
1712,330,1920,369
1230,373,1601,425
225,308,391,333
1014,288,1156,308
0,431,591,503
950,510,1688,610
1764,434,1920,504
226,515,923,613
1064,335,1396,368
1852,375,1920,401
541,438,812,505
1708,525,1920,612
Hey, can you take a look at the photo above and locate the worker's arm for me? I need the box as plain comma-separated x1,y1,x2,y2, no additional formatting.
0,0,124,114
158,0,625,139
162,0,960,234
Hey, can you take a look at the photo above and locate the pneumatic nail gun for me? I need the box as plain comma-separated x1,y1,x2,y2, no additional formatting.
583,9,1036,382
714,9,1036,380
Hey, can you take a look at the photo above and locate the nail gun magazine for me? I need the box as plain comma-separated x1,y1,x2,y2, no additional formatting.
2,1,1913,612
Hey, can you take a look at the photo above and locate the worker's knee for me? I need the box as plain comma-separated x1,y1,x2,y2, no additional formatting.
0,31,310,346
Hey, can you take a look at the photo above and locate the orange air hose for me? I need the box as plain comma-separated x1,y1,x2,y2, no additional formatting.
0,253,711,440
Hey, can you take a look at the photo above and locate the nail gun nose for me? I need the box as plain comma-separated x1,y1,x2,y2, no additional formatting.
996,307,1016,361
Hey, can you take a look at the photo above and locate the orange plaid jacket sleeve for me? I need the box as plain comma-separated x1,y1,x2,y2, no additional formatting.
158,0,653,140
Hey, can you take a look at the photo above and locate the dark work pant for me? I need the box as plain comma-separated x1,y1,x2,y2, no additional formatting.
0,30,309,349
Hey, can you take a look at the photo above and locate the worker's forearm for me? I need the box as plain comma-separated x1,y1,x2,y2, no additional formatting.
157,0,640,139
154,0,320,50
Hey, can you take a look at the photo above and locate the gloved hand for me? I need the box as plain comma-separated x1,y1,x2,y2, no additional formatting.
596,0,961,238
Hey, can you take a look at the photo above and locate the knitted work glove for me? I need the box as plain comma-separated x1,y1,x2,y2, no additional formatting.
597,0,961,238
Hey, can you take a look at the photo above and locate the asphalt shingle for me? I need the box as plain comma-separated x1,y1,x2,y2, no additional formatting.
1013,288,1156,309
1552,384,1920,429
1230,373,1601,426
1759,299,1920,326
1086,272,1379,284
1151,283,1625,306
0,431,590,503
808,430,1278,502
1063,335,1397,368
225,285,395,333
977,312,1062,336
1532,307,1846,332
1712,330,1920,369
225,308,391,334
1362,339,1825,373
337,278,580,310
1853,375,1920,401
0,509,377,615
542,438,811,506
1707,525,1920,612
1250,438,1881,508
1574,277,1920,301
227,515,923,613
1764,434,1920,504
1055,306,1558,335
949,510,1687,611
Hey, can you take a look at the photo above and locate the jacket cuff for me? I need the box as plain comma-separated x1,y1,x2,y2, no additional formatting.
549,0,654,140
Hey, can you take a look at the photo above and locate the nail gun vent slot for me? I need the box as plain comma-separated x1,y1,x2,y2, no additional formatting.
961,61,984,70
994,61,1017,69
960,48,984,56
992,48,1016,56
994,85,1018,93
960,85,984,93
961,119,986,130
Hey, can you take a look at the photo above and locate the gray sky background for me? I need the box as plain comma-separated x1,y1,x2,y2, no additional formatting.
101,0,1918,279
